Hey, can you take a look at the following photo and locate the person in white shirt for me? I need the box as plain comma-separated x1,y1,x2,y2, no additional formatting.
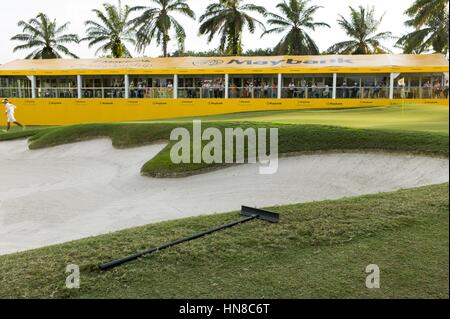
3,99,25,132
288,81,296,98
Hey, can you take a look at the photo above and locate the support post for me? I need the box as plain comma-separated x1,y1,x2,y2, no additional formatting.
31,75,36,99
419,76,422,99
332,73,337,99
225,74,229,99
124,74,129,99
389,73,395,99
173,74,178,99
77,75,82,99
277,73,282,99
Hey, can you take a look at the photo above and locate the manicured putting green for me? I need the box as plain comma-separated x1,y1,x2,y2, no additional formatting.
150,104,449,134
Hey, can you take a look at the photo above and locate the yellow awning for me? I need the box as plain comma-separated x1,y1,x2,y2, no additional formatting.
0,54,448,76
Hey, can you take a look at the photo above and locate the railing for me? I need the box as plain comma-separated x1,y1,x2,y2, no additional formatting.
282,87,332,99
37,88,78,98
394,86,449,99
228,87,278,99
82,87,125,99
0,87,33,98
129,87,173,99
178,87,225,99
336,87,390,99
3,85,448,100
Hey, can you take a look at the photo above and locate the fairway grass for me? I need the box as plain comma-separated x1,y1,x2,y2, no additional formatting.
147,104,449,134
0,184,448,298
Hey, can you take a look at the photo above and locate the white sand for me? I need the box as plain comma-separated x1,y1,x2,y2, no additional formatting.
0,139,448,255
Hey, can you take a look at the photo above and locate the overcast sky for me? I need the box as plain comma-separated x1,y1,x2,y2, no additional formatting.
1,0,415,64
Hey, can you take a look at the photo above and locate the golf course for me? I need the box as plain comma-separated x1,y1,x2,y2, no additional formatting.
0,104,448,299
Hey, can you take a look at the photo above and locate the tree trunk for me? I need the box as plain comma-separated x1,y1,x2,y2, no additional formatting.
231,27,241,56
163,38,167,57
163,34,170,57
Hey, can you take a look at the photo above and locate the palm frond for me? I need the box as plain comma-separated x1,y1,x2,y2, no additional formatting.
198,0,267,55
262,0,329,55
330,5,392,54
132,0,195,56
11,12,78,59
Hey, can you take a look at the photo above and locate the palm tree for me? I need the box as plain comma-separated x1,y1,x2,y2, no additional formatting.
199,0,267,56
262,0,329,55
396,0,449,55
396,12,449,54
11,13,79,59
405,0,449,28
326,6,392,55
131,0,195,57
83,1,136,58
394,37,428,54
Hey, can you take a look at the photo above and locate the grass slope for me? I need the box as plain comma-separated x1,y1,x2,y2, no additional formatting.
1,122,448,178
0,184,448,298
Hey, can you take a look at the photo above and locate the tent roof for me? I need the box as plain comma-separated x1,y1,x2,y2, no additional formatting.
0,54,448,75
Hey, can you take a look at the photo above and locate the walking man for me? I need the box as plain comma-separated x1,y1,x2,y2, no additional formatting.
2,99,25,132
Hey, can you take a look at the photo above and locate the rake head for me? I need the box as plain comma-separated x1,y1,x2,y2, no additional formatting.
241,206,280,223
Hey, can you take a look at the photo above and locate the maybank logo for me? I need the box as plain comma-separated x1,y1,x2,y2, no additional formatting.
192,59,224,67
191,58,353,67
96,58,154,64
227,58,353,65
95,58,153,68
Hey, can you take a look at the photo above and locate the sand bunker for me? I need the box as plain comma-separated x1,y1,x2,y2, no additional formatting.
0,139,448,255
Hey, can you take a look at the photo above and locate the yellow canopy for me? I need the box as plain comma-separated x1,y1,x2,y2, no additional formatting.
0,54,448,75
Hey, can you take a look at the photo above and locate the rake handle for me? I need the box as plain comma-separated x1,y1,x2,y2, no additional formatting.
99,215,257,271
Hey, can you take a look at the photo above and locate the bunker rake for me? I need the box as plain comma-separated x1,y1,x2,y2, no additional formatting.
99,206,280,271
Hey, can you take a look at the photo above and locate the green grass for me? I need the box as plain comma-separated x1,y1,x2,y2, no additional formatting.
1,122,448,178
0,184,447,298
147,105,449,135
0,125,52,141
0,105,447,298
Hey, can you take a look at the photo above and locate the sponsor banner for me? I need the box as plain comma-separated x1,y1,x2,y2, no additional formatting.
6,98,449,126
0,54,448,75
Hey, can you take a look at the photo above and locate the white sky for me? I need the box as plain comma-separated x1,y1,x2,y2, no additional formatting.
1,0,415,64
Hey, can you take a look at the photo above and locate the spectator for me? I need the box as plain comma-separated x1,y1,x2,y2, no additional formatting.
443,80,449,99
342,81,348,98
288,81,295,98
311,82,318,98
323,84,330,98
300,79,307,98
271,83,277,98
423,80,432,98
433,81,442,99
230,82,238,98
167,81,173,98
248,81,254,98
263,82,269,98
352,82,359,98
373,82,381,98
208,81,214,98
138,81,144,98
218,81,224,98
